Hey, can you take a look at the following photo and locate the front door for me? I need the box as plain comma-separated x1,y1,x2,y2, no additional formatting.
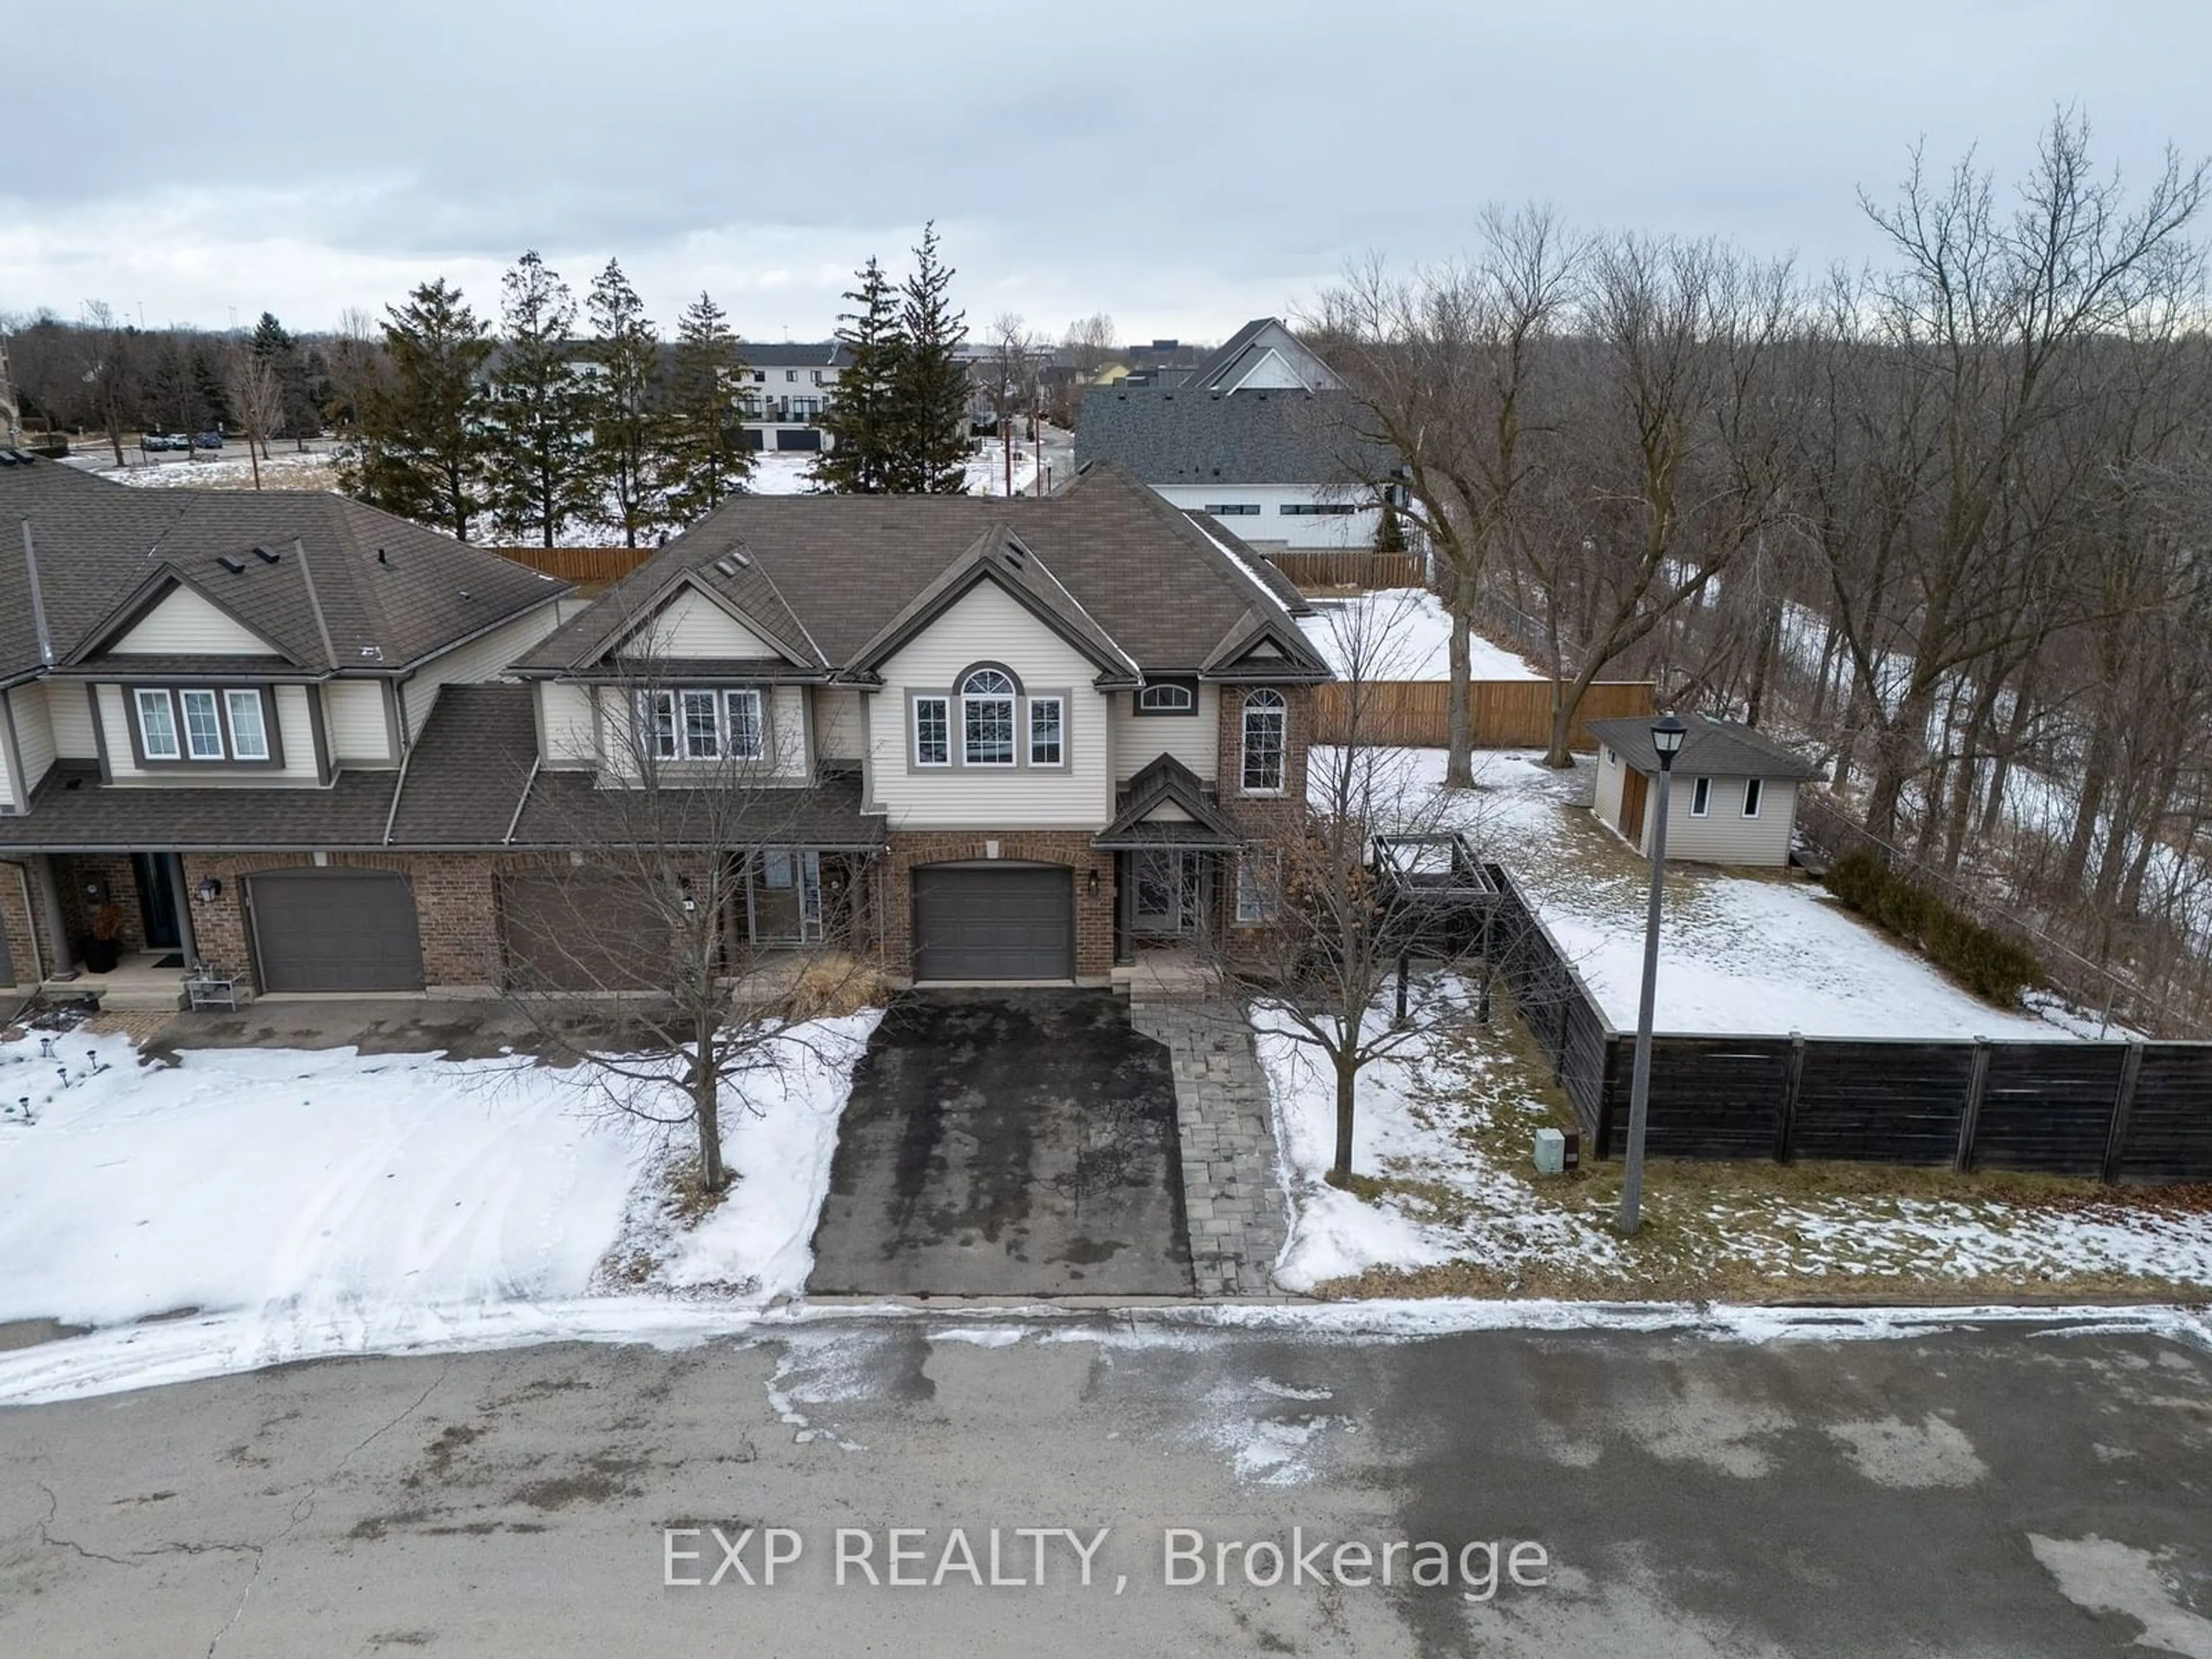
132,853,181,952
1131,851,1200,935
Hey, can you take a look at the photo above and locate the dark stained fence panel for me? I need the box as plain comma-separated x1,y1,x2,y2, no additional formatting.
1633,1037,1790,1159
1790,1041,1974,1165
2115,1044,2212,1182
1972,1044,2130,1176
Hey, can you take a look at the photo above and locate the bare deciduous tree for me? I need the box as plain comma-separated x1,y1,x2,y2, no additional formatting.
225,344,283,488
501,632,878,1195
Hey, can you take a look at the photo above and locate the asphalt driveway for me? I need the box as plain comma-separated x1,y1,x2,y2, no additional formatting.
808,991,1192,1296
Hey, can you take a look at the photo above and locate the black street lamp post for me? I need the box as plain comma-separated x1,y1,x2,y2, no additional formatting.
1618,710,1687,1237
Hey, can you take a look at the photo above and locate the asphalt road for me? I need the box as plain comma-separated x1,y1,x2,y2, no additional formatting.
2,1315,2207,1656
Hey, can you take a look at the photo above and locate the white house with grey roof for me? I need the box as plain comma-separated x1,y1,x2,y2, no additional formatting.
1587,714,1825,866
736,340,850,453
1075,319,1393,549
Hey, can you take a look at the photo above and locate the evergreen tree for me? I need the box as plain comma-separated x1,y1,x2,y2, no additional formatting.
357,278,494,540
888,222,969,494
584,259,669,547
660,290,753,524
190,343,233,435
249,312,320,449
812,256,904,494
487,252,595,547
1373,495,1408,553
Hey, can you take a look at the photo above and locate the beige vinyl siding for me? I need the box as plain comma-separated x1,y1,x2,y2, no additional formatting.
0,712,16,809
594,682,810,787
537,681,599,769
96,683,320,785
1593,745,1625,826
1111,681,1219,783
1646,774,1797,866
323,681,393,765
630,586,771,658
48,686,97,759
9,683,57,796
112,586,269,655
400,604,562,741
868,580,1112,830
815,686,864,761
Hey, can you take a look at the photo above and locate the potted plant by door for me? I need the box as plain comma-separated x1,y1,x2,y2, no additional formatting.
81,904,125,974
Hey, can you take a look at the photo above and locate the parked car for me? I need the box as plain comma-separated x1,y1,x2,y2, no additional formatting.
194,431,224,449
142,433,180,451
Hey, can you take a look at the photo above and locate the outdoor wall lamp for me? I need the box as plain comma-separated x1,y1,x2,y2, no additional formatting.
1619,709,1688,1238
1086,868,1101,897
194,877,223,904
677,876,698,916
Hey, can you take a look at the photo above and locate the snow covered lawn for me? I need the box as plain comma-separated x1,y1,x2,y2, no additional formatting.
1256,987,2212,1301
1338,743,2078,1039
100,449,341,491
0,1013,877,1378
1297,589,1541,683
748,445,1040,498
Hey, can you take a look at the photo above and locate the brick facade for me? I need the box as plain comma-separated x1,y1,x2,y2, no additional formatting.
1213,682,1313,843
881,830,1117,980
180,851,502,994
0,862,43,987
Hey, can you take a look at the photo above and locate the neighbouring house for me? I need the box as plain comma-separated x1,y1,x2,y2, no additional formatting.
736,341,850,453
0,452,1333,1001
509,459,1332,986
1586,714,1824,867
1074,319,1397,550
0,450,579,1001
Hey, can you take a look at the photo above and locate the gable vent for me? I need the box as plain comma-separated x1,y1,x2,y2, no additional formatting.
252,544,282,565
216,554,248,574
1002,546,1027,570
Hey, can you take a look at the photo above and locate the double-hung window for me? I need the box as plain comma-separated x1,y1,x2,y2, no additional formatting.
725,689,764,760
913,696,951,766
1028,696,1063,766
224,690,269,760
638,691,679,762
179,690,225,759
135,689,181,760
961,668,1016,766
1236,849,1281,924
1241,690,1286,794
681,690,721,760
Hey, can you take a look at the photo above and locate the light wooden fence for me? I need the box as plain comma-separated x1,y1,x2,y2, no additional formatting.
486,546,658,584
1310,678,1654,751
1265,550,1426,592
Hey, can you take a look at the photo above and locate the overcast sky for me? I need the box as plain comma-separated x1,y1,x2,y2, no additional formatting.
5,1,2206,345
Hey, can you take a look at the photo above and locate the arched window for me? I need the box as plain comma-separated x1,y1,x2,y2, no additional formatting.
960,666,1018,766
1137,681,1195,714
1241,689,1287,794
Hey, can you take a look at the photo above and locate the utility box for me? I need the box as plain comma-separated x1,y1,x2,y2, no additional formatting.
1561,1130,1581,1171
1533,1127,1566,1176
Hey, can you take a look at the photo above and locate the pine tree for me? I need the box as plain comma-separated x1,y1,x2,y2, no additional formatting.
249,312,319,450
812,256,904,494
1373,496,1408,553
584,259,669,547
487,252,595,547
888,224,969,494
660,290,753,524
357,278,494,540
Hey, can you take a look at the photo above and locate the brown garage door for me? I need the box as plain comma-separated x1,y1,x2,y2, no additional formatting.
248,869,425,993
499,869,669,992
911,865,1072,981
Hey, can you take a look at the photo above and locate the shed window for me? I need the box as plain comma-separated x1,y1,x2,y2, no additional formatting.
1690,777,1711,817
1743,777,1764,818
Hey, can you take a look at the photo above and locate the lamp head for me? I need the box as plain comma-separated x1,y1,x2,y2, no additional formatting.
1650,711,1688,768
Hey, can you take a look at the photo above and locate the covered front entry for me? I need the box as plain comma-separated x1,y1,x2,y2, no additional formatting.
911,864,1073,982
248,869,425,993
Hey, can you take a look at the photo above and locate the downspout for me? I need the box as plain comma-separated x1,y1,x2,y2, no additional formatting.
20,520,55,667
380,738,418,846
502,759,540,845
7,861,44,986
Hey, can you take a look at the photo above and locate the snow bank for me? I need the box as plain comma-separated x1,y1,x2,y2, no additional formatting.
1297,590,1541,683
0,1014,877,1393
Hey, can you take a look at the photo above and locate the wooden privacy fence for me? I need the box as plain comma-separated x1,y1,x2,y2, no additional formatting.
1310,679,1653,751
1483,864,2212,1183
486,546,658,584
1265,550,1426,592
